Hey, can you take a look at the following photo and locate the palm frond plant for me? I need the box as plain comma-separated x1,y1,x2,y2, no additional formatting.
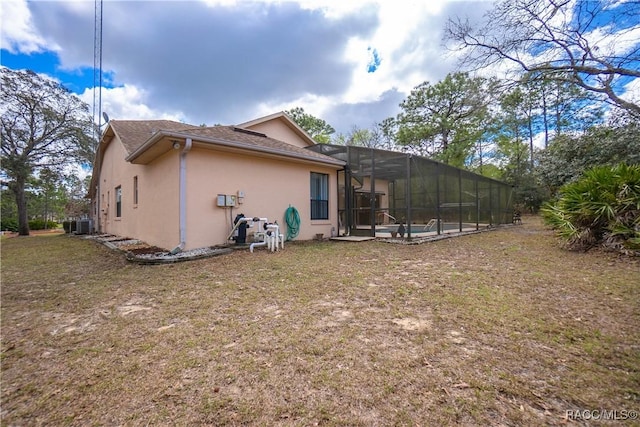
541,163,640,253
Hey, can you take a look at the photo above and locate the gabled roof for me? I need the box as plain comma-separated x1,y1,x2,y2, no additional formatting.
98,117,342,168
237,111,317,147
104,119,200,156
120,123,344,166
88,118,343,198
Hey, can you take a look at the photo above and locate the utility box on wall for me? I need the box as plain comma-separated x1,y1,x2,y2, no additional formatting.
216,194,237,207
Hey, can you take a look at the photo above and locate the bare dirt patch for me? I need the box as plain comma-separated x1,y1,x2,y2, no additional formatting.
127,246,169,255
1,216,638,425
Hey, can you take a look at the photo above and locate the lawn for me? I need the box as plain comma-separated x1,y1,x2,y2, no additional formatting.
1,217,638,426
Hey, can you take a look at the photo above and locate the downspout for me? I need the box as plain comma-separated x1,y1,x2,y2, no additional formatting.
96,184,101,233
170,138,192,254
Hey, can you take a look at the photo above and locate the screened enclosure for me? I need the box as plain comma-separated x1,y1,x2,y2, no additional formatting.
307,144,514,239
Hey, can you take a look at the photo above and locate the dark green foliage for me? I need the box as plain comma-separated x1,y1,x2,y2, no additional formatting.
537,116,640,194
1,68,94,235
28,219,59,230
284,107,335,144
393,72,492,167
513,176,548,213
541,163,640,253
2,218,58,231
1,218,18,232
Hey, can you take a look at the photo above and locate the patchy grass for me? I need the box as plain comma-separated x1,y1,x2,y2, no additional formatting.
1,217,638,426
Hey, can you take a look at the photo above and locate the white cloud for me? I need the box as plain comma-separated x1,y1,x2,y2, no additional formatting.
78,84,185,124
340,1,452,104
622,77,640,104
4,0,490,134
584,25,640,59
18,0,624,139
282,0,376,20
0,0,54,53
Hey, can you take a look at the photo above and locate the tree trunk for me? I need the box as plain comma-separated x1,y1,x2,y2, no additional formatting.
14,176,30,236
542,93,549,148
528,116,534,170
44,192,49,229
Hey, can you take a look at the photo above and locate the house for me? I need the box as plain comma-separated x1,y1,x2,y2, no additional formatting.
89,112,345,251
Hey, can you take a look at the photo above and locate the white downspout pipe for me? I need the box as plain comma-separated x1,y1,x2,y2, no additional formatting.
170,138,192,254
96,184,101,233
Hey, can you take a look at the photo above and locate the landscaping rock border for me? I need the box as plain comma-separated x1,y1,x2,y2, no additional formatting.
79,234,232,264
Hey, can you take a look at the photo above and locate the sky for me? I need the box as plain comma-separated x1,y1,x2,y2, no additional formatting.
0,0,495,136
1,0,638,141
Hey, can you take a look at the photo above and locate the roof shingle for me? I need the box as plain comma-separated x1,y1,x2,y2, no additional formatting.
109,120,199,155
108,120,343,166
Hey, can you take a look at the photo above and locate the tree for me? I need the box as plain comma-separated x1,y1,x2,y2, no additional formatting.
32,168,65,227
63,173,91,220
379,117,400,150
332,124,392,149
1,184,18,231
521,72,604,146
445,0,640,116
0,68,94,235
285,107,335,143
392,72,493,167
487,86,549,210
496,86,536,168
537,111,640,194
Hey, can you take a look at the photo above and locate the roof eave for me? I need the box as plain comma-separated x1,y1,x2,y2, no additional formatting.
126,130,345,167
88,123,117,198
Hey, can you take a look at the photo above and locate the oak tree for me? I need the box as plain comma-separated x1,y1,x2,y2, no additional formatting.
1,68,93,235
446,0,640,116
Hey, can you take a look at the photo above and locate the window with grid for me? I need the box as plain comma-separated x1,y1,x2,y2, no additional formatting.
310,172,328,220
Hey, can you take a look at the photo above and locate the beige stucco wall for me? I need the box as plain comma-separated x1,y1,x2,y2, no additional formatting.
244,121,312,148
97,137,180,250
358,177,391,208
184,147,340,249
97,137,340,251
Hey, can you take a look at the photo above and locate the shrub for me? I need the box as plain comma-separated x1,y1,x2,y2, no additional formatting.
541,163,640,253
1,218,18,232
28,219,59,230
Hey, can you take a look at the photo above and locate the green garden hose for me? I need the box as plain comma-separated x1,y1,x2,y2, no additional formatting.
284,206,300,240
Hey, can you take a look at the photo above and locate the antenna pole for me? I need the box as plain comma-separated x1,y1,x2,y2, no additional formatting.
93,0,103,138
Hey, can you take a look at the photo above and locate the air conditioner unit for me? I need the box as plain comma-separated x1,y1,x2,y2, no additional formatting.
76,219,93,235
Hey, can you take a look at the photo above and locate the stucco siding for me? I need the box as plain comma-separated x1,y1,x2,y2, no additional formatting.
184,147,339,249
244,121,311,148
98,138,127,235
359,177,391,210
98,137,180,250
133,151,180,250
